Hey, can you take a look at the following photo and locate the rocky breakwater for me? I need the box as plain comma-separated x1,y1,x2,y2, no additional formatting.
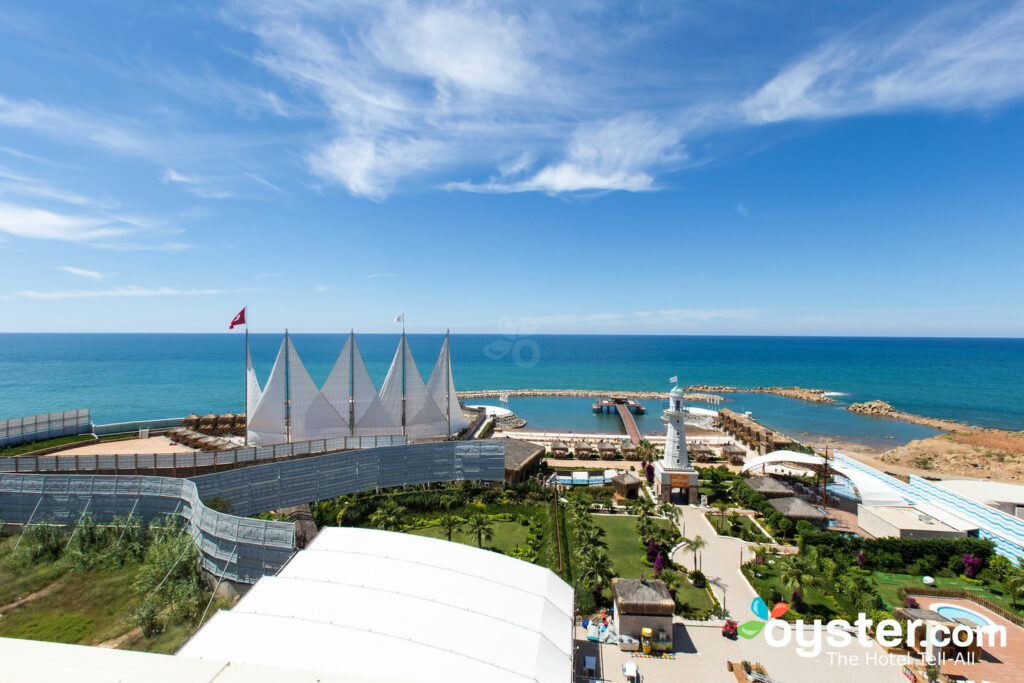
847,400,982,433
683,385,835,403
456,387,834,404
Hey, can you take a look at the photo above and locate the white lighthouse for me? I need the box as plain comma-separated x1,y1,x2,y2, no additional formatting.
653,385,699,503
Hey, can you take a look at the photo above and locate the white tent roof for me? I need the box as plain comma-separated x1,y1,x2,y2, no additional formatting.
743,451,909,507
178,527,573,683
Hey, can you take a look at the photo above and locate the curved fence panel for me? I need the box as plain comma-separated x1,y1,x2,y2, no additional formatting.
0,440,505,583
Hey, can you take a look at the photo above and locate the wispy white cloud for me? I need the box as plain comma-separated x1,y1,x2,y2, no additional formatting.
0,95,154,155
162,168,234,200
742,2,1024,123
56,266,103,281
153,66,291,119
314,284,329,292
14,285,222,300
0,166,108,207
736,203,749,217
0,199,191,250
256,272,282,279
449,114,685,194
366,273,398,279
0,201,131,241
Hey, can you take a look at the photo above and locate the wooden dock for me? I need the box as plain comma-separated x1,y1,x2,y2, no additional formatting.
591,397,645,444
616,402,642,444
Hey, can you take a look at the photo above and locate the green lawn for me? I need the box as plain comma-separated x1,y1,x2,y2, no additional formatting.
704,512,770,543
591,515,675,579
0,434,94,457
410,520,531,553
744,563,841,621
0,533,228,653
872,572,1024,615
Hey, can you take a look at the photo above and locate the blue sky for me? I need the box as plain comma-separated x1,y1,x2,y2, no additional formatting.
0,1,1022,335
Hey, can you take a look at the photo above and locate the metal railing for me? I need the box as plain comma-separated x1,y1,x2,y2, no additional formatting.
0,410,91,448
0,440,506,583
0,434,408,475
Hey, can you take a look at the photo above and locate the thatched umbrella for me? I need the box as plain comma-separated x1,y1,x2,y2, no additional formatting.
599,440,619,456
199,412,219,432
574,441,594,458
216,413,236,435
621,441,638,459
550,440,569,454
182,413,201,430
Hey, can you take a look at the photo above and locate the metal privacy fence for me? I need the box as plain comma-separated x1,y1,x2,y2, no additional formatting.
0,410,92,449
190,440,508,518
0,440,506,583
0,434,408,474
0,473,294,583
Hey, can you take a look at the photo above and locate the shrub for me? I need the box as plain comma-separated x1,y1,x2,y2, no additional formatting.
962,553,983,579
134,597,164,638
988,554,1012,579
689,569,707,588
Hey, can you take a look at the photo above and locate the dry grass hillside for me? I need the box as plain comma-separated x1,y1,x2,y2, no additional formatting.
879,430,1024,482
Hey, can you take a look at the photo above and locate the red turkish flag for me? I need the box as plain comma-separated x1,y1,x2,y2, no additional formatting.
229,307,246,330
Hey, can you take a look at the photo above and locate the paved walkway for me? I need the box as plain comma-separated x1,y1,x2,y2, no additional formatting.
673,504,760,622
59,436,195,455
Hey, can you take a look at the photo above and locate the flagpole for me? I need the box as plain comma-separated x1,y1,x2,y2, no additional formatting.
348,329,355,437
244,306,248,446
284,329,291,444
445,329,451,438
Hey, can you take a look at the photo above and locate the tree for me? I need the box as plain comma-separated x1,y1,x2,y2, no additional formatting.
466,513,495,548
684,536,707,572
439,512,463,542
369,500,407,532
578,546,614,596
777,555,819,604
1002,561,1024,608
658,502,680,525
712,501,730,532
633,496,656,519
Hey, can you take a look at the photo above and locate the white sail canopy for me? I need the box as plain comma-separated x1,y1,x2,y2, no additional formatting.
247,332,463,445
285,336,348,442
321,332,386,435
247,338,288,445
426,333,469,434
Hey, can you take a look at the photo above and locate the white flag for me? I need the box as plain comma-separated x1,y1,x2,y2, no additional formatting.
393,314,404,323
669,375,678,384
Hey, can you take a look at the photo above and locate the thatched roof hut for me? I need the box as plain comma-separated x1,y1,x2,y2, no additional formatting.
550,440,569,454
199,412,219,430
612,471,643,499
492,438,545,483
574,440,593,454
598,440,619,455
611,578,674,616
768,497,828,527
745,476,796,499
183,413,201,429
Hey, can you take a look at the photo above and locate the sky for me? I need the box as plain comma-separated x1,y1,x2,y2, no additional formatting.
0,1,1022,336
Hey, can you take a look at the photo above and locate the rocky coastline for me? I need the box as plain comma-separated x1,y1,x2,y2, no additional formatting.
847,400,982,433
456,385,834,403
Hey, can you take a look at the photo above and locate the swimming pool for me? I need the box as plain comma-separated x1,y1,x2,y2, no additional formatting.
931,603,993,627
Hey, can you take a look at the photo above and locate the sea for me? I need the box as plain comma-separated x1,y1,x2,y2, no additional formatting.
1,334,1021,448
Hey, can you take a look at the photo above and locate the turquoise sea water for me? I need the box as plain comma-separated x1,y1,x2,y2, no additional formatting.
0,335,1021,442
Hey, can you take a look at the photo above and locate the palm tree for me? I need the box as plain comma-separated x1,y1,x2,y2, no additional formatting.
369,500,407,532
777,556,818,602
684,535,707,572
633,496,656,519
438,512,463,542
712,501,730,532
658,502,680,525
466,512,494,548
578,546,615,595
575,524,603,552
1002,562,1024,608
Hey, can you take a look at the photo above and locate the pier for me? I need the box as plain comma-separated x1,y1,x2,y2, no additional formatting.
592,397,644,444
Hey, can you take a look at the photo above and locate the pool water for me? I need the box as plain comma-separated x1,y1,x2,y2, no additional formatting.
932,604,993,626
